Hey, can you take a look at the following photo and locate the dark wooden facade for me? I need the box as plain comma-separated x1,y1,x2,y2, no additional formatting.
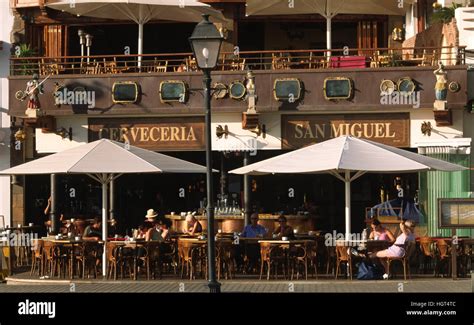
8,66,469,117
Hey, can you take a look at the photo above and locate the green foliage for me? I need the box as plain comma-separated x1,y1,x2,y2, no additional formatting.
13,43,37,75
15,43,36,58
431,3,461,24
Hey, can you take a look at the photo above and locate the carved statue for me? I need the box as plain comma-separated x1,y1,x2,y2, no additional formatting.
434,61,447,101
245,70,257,113
25,73,43,109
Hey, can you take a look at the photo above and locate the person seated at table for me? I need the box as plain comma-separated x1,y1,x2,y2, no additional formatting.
83,218,102,240
107,218,119,237
273,215,295,240
369,219,395,243
176,63,187,72
144,208,158,229
146,218,171,242
136,223,148,239
373,219,416,279
241,213,267,238
43,196,65,234
183,212,202,236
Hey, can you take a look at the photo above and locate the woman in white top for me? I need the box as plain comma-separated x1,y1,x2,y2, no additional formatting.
375,219,416,278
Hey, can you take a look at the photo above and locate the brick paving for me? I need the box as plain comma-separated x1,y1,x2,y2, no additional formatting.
0,277,471,293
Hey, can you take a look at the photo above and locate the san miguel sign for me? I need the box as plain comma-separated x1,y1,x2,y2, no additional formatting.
88,117,205,151
282,113,410,148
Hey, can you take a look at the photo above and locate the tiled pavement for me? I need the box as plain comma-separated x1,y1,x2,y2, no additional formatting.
0,278,472,293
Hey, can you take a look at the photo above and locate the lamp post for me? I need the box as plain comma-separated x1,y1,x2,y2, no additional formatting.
189,14,223,294
78,29,86,66
85,33,93,63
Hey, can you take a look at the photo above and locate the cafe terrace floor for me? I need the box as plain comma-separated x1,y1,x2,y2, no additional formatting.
2,272,472,293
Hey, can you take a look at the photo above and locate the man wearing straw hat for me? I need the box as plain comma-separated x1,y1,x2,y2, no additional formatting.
144,209,158,229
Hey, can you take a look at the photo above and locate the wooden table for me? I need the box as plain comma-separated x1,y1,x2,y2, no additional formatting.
45,239,103,279
397,58,423,66
258,240,314,279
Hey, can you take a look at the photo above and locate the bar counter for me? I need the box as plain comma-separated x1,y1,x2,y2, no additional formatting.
167,214,318,233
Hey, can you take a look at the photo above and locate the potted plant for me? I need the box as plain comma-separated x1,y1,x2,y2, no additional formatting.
13,43,37,75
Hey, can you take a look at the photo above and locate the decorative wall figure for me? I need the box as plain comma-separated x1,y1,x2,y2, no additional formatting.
433,62,448,101
25,73,44,111
245,70,257,113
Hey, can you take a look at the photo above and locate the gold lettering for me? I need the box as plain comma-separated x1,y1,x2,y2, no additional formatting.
131,128,140,142
385,123,396,138
171,127,180,141
331,124,345,137
161,127,170,141
350,123,363,138
374,123,385,138
363,123,374,138
315,124,326,139
110,128,119,141
304,125,315,138
294,124,303,139
140,127,150,142
150,127,160,141
98,128,107,139
187,127,197,141
119,128,129,142
181,127,186,141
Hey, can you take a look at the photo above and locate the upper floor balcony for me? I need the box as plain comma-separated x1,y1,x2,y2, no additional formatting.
8,45,469,118
10,46,466,76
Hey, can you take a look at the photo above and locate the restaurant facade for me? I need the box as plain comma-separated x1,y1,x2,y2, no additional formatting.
4,0,474,237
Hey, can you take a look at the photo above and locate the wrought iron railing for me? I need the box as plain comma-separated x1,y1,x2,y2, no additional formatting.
10,46,466,76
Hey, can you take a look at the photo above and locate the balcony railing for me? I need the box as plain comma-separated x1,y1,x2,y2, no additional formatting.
10,46,465,76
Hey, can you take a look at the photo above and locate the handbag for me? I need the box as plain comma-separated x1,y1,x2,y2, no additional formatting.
356,261,383,280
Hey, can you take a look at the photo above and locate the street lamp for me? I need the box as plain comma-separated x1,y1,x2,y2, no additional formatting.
78,29,86,67
85,33,93,63
189,14,223,293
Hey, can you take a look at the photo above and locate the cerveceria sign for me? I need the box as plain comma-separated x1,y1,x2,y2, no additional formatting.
88,117,205,151
282,113,410,148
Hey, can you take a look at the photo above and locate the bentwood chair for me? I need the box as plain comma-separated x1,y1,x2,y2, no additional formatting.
106,242,120,280
178,239,199,280
435,239,451,277
30,239,44,276
335,242,352,280
259,242,287,280
216,239,235,280
418,237,435,274
141,241,161,280
75,241,101,279
306,240,319,279
384,240,417,280
290,241,309,280
160,240,178,276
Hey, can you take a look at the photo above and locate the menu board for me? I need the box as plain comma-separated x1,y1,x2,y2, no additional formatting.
438,199,474,228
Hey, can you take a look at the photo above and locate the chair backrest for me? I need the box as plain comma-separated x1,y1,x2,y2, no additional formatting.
419,237,434,257
42,240,55,260
421,49,435,66
259,242,272,261
146,241,161,259
31,239,43,257
335,243,350,262
156,60,168,73
178,239,195,262
186,56,197,71
404,240,417,260
436,239,450,258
